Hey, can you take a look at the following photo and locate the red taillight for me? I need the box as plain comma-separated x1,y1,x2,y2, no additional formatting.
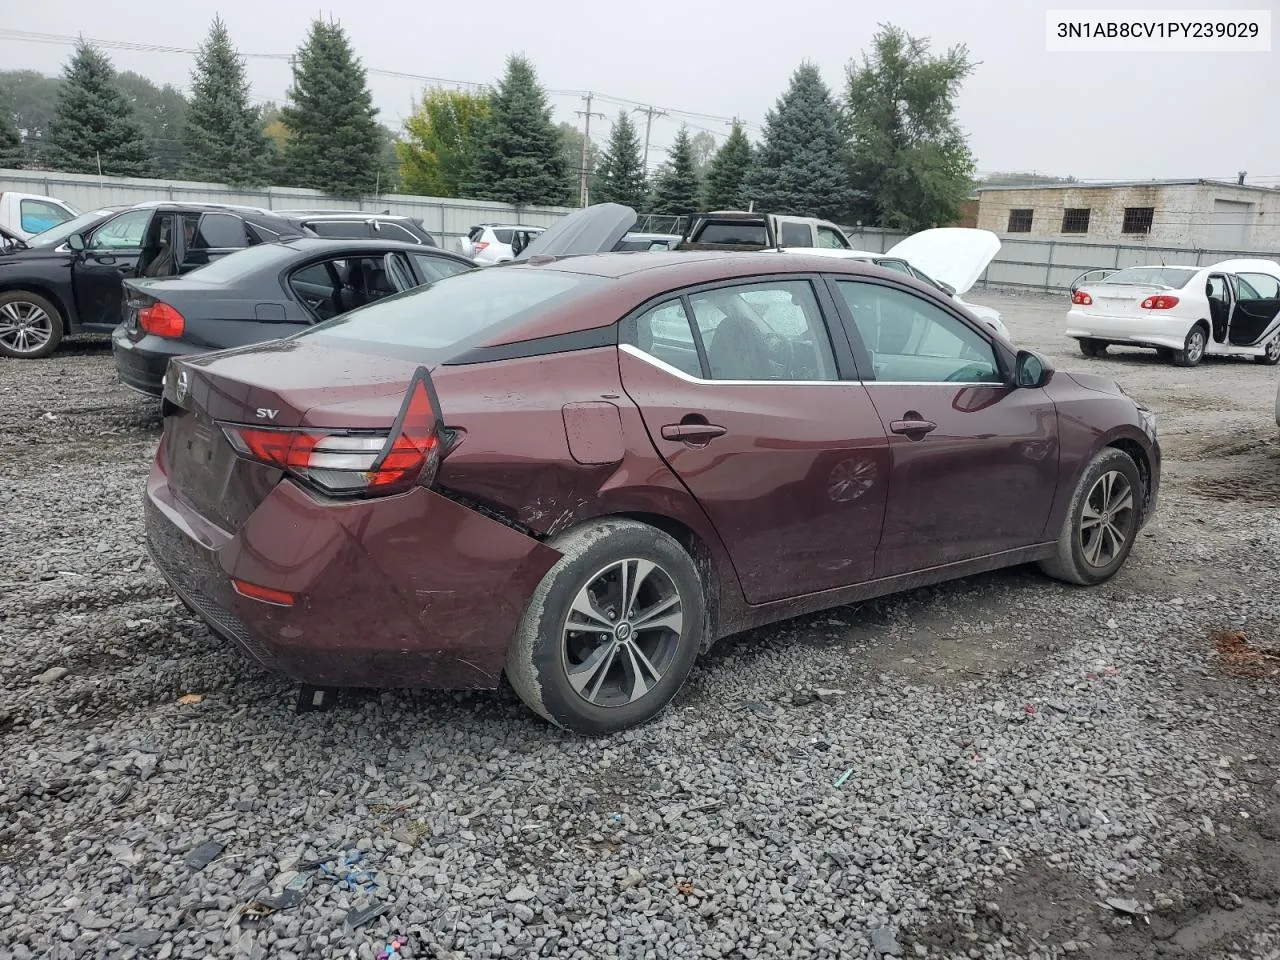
1072,290,1093,305
472,241,488,253
221,370,443,498
1140,295,1179,310
139,302,186,338
232,579,295,607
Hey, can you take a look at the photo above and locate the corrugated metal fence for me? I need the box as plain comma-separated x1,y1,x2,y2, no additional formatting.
5,169,1277,292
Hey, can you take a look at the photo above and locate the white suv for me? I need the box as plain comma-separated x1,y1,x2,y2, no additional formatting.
458,224,546,265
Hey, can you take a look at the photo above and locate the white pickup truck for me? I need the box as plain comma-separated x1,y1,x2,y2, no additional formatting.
0,191,79,241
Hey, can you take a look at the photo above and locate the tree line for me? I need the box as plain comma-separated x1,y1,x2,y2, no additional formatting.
0,22,977,230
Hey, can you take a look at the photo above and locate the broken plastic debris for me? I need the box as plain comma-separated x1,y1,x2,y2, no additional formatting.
1100,897,1152,922
177,694,204,705
1023,704,1037,715
184,840,224,871
833,768,854,789
376,937,409,960
344,902,389,930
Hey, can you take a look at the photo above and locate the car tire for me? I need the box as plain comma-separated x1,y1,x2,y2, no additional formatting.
1078,338,1108,358
0,290,64,359
506,518,707,736
1254,337,1280,366
1039,447,1145,587
1171,324,1207,367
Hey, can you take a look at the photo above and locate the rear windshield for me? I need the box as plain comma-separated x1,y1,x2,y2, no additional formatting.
1101,267,1198,288
300,267,603,351
181,242,299,283
694,222,769,245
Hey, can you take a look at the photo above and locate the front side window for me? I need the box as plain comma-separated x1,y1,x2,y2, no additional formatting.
20,199,72,234
87,209,152,250
687,280,837,381
817,226,850,249
836,280,1001,384
1236,273,1280,301
778,222,812,247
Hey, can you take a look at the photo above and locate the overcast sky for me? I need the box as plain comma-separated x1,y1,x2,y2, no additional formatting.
3,0,1277,184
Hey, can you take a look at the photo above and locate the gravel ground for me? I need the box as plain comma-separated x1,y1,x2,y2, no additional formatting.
2,291,1280,960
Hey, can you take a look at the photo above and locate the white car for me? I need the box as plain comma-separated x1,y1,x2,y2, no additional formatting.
0,191,79,241
1067,260,1280,367
778,228,1011,341
458,223,546,265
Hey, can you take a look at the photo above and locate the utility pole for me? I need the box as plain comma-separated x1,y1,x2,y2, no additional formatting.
575,92,607,207
632,105,668,176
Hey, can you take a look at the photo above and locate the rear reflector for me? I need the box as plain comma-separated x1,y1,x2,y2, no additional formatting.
221,369,444,498
139,302,186,338
232,579,295,607
1140,295,1180,310
1071,290,1093,305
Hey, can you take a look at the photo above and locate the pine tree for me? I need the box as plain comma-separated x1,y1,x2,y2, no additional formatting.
591,111,647,210
702,122,753,209
464,55,569,206
0,101,21,169
281,19,383,197
183,17,269,185
845,25,976,230
47,43,150,177
743,63,854,221
648,126,701,216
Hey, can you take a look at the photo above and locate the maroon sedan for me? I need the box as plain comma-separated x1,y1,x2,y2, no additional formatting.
145,205,1160,734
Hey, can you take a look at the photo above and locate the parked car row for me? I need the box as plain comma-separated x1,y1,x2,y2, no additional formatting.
129,202,1160,734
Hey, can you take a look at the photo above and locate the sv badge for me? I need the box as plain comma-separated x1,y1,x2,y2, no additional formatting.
256,408,279,420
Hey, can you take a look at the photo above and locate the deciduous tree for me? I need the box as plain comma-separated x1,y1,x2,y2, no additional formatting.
397,88,490,197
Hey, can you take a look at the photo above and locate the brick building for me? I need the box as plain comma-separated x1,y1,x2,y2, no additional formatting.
974,179,1280,251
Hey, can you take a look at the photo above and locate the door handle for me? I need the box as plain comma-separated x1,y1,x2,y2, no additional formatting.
889,418,937,437
661,423,727,443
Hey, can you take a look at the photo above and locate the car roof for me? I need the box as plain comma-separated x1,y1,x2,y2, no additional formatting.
284,210,418,221
276,236,471,259
477,222,545,229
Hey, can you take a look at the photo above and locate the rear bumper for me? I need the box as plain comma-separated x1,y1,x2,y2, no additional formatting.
112,328,185,396
144,455,562,689
1066,308,1191,351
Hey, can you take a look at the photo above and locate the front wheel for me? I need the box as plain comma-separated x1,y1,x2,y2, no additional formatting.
506,519,707,735
1039,448,1144,586
1254,337,1280,366
0,291,64,359
1172,325,1207,367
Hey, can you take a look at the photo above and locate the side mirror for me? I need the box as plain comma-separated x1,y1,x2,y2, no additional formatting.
1015,349,1054,389
67,233,85,252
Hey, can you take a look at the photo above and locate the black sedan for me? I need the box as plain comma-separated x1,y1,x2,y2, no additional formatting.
111,237,477,396
0,203,309,359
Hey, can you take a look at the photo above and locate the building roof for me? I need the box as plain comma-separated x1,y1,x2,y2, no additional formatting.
975,179,1279,195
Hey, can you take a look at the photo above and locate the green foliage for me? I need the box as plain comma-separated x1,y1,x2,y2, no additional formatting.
743,63,853,221
281,19,384,197
845,24,976,230
701,122,754,209
397,88,491,197
558,121,601,204
648,126,701,216
0,103,20,168
591,111,647,210
182,17,269,185
117,72,189,178
0,71,61,155
47,43,151,177
688,131,717,176
464,55,570,207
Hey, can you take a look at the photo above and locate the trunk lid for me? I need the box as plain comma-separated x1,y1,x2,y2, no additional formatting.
886,228,1000,297
514,203,636,260
160,339,427,531
1076,282,1168,317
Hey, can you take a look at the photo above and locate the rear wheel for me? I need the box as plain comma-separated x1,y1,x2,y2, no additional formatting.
1039,448,1144,586
1254,336,1280,366
1078,338,1108,358
1172,324,1207,367
506,519,707,735
1155,347,1175,362
0,291,64,359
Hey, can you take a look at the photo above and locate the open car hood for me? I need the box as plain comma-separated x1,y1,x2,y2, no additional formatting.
887,228,1000,297
514,203,637,260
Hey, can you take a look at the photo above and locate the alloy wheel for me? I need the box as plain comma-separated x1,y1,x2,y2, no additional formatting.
1267,338,1280,362
1185,329,1206,363
1079,470,1135,569
560,558,683,707
0,300,54,356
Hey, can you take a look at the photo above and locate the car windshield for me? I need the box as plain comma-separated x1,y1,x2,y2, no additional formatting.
300,267,603,351
181,242,301,283
26,210,116,248
1101,267,1198,288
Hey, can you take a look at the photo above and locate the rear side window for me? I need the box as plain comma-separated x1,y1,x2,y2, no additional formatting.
302,268,602,350
289,256,408,321
778,222,812,247
633,301,702,378
817,226,850,249
493,228,514,244
412,253,472,283
374,222,419,243
688,280,837,381
192,213,249,249
309,220,372,239
20,199,72,234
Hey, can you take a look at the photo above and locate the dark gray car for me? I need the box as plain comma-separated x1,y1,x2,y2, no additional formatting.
111,237,475,396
